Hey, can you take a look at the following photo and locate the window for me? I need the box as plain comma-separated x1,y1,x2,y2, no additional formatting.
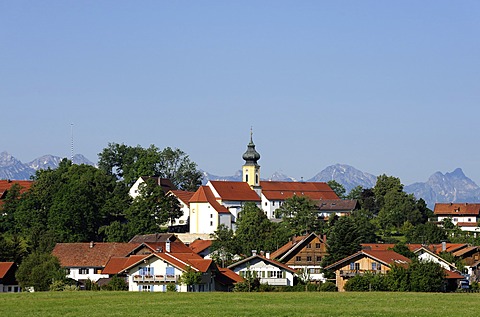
245,175,249,182
141,285,151,292
210,214,213,218
265,202,267,206
268,271,284,278
377,263,381,270
79,268,89,274
306,256,312,262
350,262,355,270
307,243,312,249
296,256,302,262
273,201,275,206
372,262,377,270
255,174,259,184
315,243,321,248
468,218,472,222
316,256,321,262
210,221,213,226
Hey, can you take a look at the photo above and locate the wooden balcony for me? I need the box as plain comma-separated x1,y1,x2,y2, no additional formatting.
339,269,382,277
133,274,179,283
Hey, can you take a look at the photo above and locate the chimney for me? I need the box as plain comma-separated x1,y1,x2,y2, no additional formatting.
442,241,447,252
166,238,171,253
266,252,270,259
89,241,94,248
252,250,257,256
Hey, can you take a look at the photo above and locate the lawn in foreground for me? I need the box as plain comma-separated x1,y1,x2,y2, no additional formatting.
1,291,479,317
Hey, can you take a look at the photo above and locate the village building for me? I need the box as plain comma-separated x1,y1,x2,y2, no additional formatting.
128,132,342,235
0,262,20,293
228,252,297,286
434,203,480,233
271,232,328,282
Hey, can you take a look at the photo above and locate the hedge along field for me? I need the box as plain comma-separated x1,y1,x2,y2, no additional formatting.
1,291,480,317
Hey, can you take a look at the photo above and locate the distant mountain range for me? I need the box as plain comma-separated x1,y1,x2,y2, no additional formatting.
2,151,480,209
0,151,95,180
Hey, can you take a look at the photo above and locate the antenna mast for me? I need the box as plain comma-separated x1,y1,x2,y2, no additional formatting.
70,123,74,162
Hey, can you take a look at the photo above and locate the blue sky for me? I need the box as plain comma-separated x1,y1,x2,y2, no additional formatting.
1,1,479,185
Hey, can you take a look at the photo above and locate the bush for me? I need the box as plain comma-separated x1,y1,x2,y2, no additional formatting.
318,281,337,292
167,284,177,292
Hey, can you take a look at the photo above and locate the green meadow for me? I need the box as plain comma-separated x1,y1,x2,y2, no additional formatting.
0,291,478,317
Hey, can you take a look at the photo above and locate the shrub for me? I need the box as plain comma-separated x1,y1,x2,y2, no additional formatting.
318,281,337,292
166,284,177,292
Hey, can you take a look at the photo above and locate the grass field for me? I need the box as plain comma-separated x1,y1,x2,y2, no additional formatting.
1,291,479,317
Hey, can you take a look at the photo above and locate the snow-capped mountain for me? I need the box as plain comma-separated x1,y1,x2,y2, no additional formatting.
0,152,95,180
0,151,36,180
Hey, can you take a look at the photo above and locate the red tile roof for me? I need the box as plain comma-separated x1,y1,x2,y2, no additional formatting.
260,181,339,200
270,236,306,260
169,190,195,205
217,267,244,284
0,262,14,279
209,181,261,202
445,269,464,279
228,254,297,273
189,186,230,213
361,243,468,255
102,255,147,274
52,242,139,267
434,203,480,216
0,180,33,206
189,239,213,254
325,250,411,271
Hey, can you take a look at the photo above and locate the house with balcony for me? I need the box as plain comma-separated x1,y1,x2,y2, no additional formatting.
228,253,297,286
271,232,328,282
103,237,241,292
324,249,411,292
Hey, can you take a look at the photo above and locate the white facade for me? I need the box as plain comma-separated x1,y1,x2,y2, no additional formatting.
190,203,224,234
229,257,295,286
169,193,190,227
67,267,108,283
129,177,144,199
126,255,215,292
261,195,283,219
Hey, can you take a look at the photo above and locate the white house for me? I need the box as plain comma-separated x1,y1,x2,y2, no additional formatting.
102,238,234,292
52,242,138,285
228,253,297,286
434,203,480,233
129,177,176,199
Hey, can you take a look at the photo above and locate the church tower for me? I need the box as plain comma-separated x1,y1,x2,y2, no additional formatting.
242,129,261,193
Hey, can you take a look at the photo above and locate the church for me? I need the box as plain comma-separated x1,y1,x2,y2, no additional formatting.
182,132,340,235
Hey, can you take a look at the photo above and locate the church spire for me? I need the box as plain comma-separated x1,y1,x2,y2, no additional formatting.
242,129,261,189
242,128,261,165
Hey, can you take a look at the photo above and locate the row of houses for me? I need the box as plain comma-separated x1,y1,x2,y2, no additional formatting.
2,230,480,292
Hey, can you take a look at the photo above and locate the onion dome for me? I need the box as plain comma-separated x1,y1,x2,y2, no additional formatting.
242,131,260,165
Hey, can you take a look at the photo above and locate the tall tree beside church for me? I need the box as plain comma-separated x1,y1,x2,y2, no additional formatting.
275,195,323,236
125,178,182,237
98,143,202,190
235,202,274,256
323,216,363,266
